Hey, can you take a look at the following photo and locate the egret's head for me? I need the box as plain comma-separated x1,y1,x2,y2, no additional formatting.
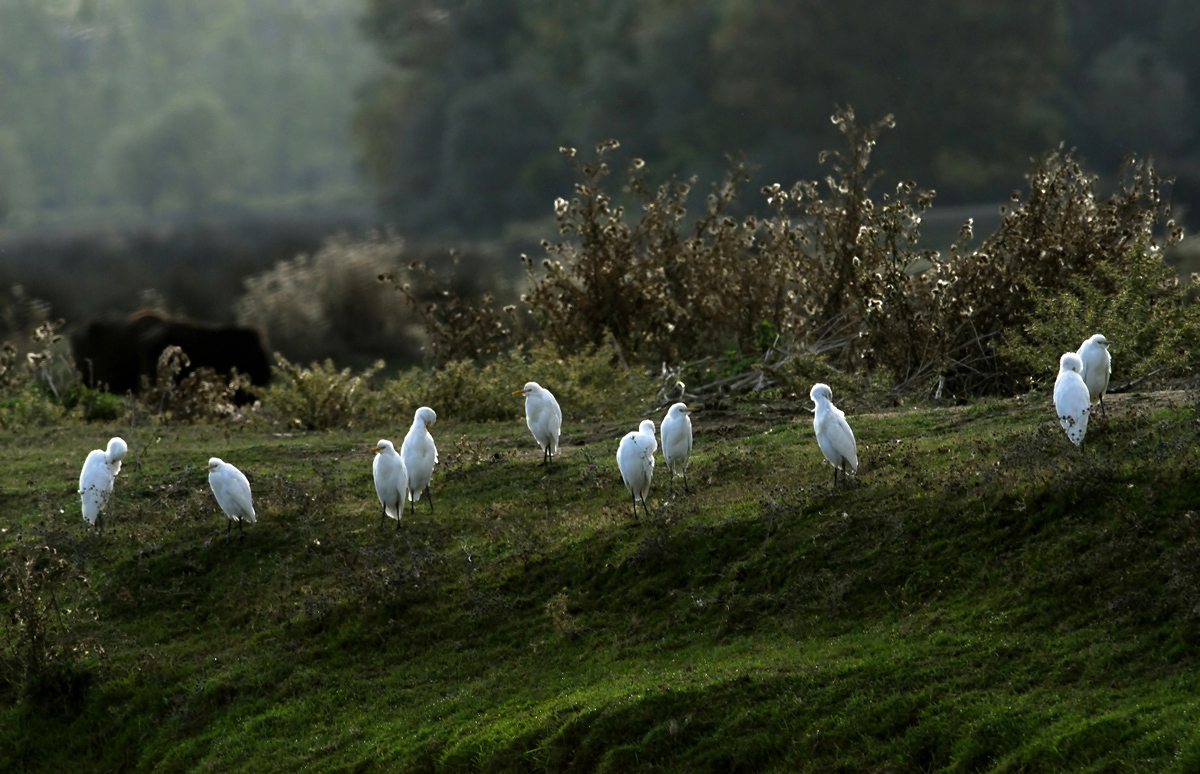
415,406,437,428
207,457,223,471
371,440,393,453
1088,334,1109,348
667,402,695,418
513,381,540,397
809,383,833,403
639,419,656,436
1060,352,1084,374
107,437,128,461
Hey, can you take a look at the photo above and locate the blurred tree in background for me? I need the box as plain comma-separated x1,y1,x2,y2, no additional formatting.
356,0,1200,236
0,0,375,224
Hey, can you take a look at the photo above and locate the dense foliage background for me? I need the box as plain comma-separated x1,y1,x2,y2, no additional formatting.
354,0,1200,236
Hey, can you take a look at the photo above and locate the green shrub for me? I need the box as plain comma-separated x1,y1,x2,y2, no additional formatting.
259,355,384,430
999,244,1200,388
376,341,650,423
933,150,1182,393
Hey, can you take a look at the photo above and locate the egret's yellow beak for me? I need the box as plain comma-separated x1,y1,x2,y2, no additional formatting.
370,446,383,453
684,407,698,413
513,389,527,396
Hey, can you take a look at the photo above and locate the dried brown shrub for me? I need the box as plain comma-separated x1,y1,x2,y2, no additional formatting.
525,109,1186,396
140,345,250,422
932,149,1183,392
378,255,521,367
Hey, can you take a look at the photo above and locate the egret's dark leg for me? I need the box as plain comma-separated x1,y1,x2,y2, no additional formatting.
640,494,652,519
225,518,232,540
395,510,403,531
426,487,433,514
683,470,690,494
239,517,245,540
96,513,104,537
630,490,638,520
379,507,386,528
832,464,838,487
668,470,674,497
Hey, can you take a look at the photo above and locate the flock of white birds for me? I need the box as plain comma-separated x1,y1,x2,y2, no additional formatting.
77,336,1113,535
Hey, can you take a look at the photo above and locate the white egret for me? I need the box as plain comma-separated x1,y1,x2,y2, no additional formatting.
810,383,858,485
1054,352,1091,447
1077,334,1111,417
207,457,256,539
660,402,696,494
401,406,438,515
617,419,657,519
370,439,409,530
79,436,128,534
514,382,562,465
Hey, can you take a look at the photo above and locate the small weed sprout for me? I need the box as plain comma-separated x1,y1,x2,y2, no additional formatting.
545,591,580,638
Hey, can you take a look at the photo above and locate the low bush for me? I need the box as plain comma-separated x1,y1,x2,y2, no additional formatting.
258,355,384,431
383,339,650,423
999,244,1200,388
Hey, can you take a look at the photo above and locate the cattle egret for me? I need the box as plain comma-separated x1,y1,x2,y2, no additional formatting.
370,440,409,530
660,402,696,494
207,457,256,539
513,382,562,464
79,436,128,534
402,407,438,514
617,419,657,519
1054,352,1091,447
810,383,858,485
1077,334,1111,416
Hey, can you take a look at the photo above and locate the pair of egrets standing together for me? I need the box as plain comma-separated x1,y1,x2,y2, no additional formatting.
79,443,263,539
1054,334,1112,447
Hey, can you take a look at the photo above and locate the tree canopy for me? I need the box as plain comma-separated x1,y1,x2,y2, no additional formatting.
355,0,1200,236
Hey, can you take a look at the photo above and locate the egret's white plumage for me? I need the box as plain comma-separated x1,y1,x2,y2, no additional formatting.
401,406,438,514
514,382,562,464
370,439,409,529
1077,334,1111,415
617,419,657,518
207,457,256,538
79,437,127,532
660,402,695,494
1054,352,1091,447
810,383,858,485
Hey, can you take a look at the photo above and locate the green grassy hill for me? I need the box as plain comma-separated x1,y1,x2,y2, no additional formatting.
4,391,1200,772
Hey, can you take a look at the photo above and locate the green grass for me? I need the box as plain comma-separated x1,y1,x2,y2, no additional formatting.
4,391,1200,772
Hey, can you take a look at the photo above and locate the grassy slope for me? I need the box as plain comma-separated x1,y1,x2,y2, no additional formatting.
4,392,1200,772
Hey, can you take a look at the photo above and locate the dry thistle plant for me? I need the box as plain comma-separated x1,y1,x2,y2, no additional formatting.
137,346,249,422
933,149,1184,393
378,255,521,367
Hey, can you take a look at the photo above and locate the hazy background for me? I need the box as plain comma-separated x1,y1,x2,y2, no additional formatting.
1,0,1197,361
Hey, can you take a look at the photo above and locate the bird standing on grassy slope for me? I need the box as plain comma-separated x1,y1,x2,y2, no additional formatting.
514,382,562,465
1054,352,1091,447
207,457,256,539
1077,334,1111,417
617,419,657,519
660,402,696,494
810,383,858,485
370,439,408,530
79,436,128,534
402,407,438,515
